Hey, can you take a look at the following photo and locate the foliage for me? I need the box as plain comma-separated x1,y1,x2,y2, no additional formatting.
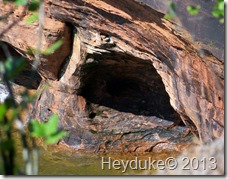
164,0,224,23
15,0,28,6
164,2,177,20
30,114,68,144
212,0,224,23
3,57,27,80
0,57,67,175
26,12,39,24
28,0,40,11
0,0,67,175
27,40,63,56
186,5,201,15
43,40,63,55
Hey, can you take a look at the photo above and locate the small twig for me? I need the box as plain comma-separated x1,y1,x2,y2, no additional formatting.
32,0,44,72
32,139,39,175
0,36,33,175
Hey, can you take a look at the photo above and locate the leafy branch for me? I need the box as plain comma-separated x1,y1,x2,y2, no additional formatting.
0,0,67,175
30,114,68,144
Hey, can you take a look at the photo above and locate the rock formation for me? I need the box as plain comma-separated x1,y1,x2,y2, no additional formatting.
0,0,224,152
156,138,224,175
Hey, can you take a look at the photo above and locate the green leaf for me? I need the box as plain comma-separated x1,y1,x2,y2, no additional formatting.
187,5,201,15
43,40,63,55
26,13,39,24
218,1,224,11
29,114,68,144
164,13,174,20
0,104,7,122
45,131,68,144
219,18,224,23
30,115,59,137
167,1,176,13
30,120,46,137
216,0,223,3
212,10,221,17
28,0,40,11
164,2,177,20
44,114,59,136
15,0,28,6
26,47,36,55
212,0,224,20
4,98,15,109
4,57,26,80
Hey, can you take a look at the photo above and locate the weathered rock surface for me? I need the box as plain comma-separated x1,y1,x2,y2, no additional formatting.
0,0,224,152
156,138,224,175
0,1,72,80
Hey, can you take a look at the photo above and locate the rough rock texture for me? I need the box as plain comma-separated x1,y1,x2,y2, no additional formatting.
0,1,72,80
156,138,224,175
0,0,224,152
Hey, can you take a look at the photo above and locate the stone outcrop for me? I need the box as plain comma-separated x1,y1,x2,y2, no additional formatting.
0,0,224,152
0,1,72,80
156,138,224,175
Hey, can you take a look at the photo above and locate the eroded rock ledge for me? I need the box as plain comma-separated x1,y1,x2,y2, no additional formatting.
0,0,224,152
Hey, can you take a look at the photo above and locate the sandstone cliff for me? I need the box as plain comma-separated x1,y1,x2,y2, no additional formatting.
0,0,224,152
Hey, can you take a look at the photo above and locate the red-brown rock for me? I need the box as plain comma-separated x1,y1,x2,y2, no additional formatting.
0,0,224,152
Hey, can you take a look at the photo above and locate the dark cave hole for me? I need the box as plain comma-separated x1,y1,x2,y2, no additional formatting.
0,41,41,89
89,112,97,119
79,52,185,125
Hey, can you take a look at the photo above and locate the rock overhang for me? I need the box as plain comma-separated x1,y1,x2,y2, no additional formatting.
0,0,224,152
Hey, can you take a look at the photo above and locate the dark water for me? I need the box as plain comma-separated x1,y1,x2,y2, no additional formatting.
2,132,179,175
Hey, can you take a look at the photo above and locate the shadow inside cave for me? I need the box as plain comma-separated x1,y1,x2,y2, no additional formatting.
78,52,184,125
0,42,41,89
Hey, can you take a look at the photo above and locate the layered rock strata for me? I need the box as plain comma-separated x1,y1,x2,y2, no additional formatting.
0,0,224,152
